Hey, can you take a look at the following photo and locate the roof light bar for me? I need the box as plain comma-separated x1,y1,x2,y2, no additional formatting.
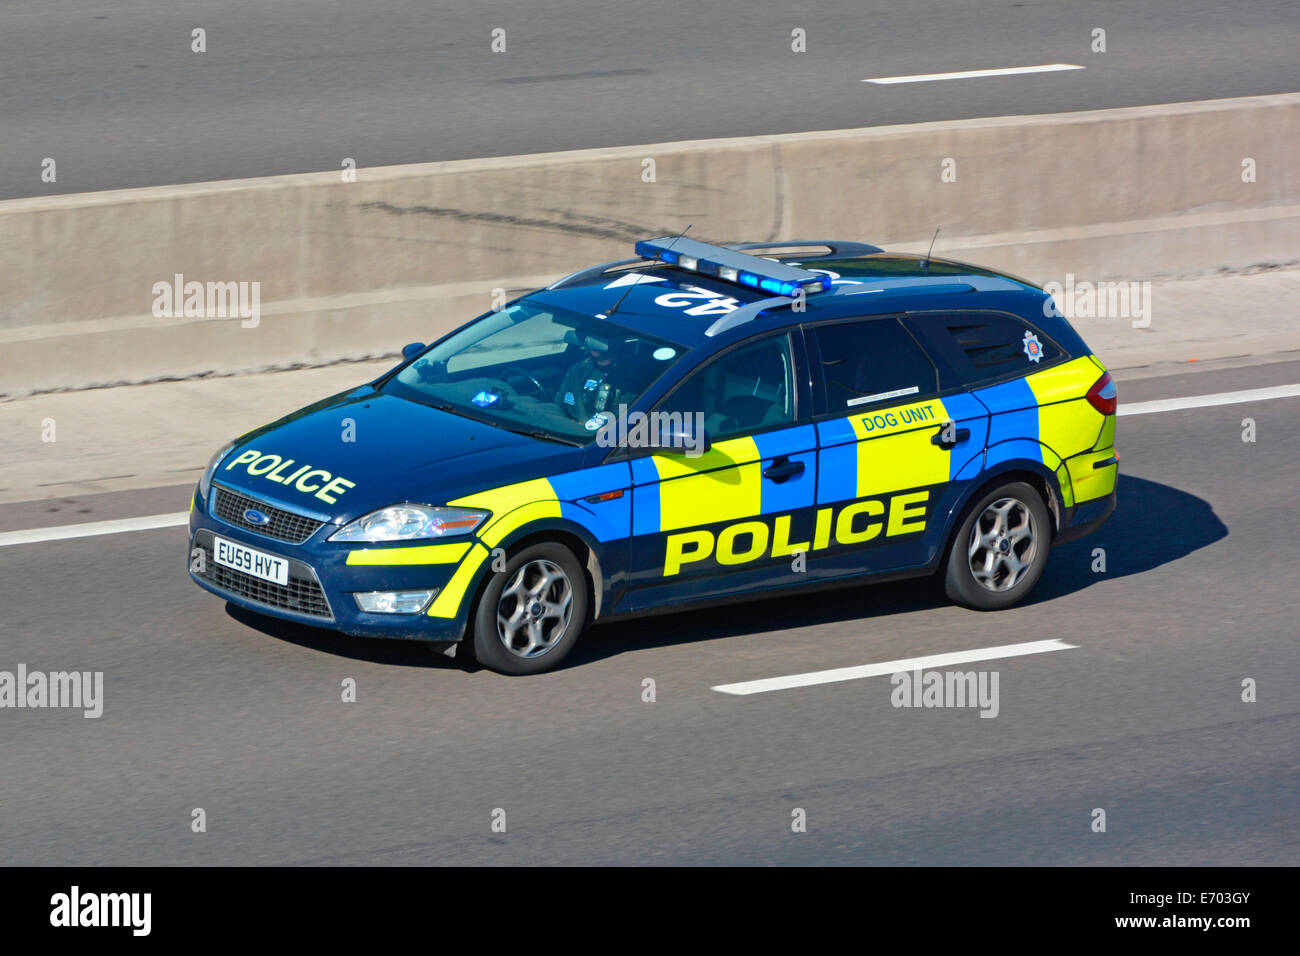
635,237,832,297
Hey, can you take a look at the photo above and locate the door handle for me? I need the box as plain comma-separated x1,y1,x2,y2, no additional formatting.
931,427,971,450
762,456,805,483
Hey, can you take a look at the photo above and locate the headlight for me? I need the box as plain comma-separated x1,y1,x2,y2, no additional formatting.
198,440,236,501
329,505,488,543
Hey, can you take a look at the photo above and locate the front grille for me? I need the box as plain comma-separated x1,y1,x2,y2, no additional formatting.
192,531,333,621
213,485,325,544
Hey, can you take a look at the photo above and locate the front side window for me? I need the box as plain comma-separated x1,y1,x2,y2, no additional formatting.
656,334,795,441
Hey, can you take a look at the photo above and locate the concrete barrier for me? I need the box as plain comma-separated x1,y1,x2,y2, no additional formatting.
1,93,1296,396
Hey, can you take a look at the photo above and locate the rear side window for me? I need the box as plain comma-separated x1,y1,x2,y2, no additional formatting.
810,317,939,410
906,312,1063,388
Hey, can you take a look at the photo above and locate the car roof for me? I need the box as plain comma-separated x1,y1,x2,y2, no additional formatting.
523,248,1048,350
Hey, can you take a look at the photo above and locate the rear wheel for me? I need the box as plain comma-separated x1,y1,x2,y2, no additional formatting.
944,481,1051,610
471,542,589,674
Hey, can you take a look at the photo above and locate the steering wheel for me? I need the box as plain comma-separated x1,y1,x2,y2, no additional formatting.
501,367,549,399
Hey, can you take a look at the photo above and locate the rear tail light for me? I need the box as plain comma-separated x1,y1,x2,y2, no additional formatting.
1086,371,1117,415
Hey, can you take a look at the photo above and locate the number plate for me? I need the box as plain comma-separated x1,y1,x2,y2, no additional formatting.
213,535,289,585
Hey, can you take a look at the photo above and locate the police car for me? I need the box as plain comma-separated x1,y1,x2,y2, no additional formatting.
188,238,1118,674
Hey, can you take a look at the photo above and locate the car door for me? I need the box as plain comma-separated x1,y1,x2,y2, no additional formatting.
808,315,989,576
621,331,819,610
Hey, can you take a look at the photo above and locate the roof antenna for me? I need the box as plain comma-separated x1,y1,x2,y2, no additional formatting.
605,224,692,317
921,226,940,273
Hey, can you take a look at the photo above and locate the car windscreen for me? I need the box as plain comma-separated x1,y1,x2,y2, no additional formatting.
382,300,687,444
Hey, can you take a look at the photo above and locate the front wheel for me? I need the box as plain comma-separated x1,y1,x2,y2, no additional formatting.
944,481,1051,611
470,542,589,674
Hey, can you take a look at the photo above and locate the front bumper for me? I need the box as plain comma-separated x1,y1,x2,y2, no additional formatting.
188,484,473,641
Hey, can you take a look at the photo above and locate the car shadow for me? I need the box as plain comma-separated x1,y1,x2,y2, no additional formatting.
227,473,1224,671
566,474,1227,668
1028,473,1227,602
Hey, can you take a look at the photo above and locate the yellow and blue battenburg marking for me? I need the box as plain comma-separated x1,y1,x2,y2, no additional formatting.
657,487,935,577
976,355,1115,507
345,542,471,566
625,426,818,577
816,393,990,505
414,464,634,618
630,426,817,535
329,355,1117,623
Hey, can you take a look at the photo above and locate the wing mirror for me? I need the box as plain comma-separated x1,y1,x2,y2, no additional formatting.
401,342,426,360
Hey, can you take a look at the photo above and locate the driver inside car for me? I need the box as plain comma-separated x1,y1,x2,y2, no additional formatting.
556,333,629,423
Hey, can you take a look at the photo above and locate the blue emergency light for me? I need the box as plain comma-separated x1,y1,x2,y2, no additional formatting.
634,237,833,296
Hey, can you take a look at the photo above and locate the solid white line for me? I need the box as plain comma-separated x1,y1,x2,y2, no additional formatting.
712,639,1077,696
1118,384,1300,417
863,63,1084,85
0,512,189,548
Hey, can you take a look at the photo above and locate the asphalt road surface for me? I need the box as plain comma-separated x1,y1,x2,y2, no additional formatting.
0,358,1296,865
3,0,1299,198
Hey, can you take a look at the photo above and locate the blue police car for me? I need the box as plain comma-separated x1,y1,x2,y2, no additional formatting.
189,238,1118,673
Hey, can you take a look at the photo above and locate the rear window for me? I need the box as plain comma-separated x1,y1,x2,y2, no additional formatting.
905,312,1064,387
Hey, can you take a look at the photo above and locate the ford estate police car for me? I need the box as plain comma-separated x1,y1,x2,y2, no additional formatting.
188,238,1118,674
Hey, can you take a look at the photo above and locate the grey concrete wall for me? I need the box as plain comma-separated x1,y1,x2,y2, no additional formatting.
1,92,1296,396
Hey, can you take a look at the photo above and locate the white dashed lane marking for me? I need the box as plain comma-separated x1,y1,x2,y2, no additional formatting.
0,512,188,548
1117,384,1300,417
712,639,1078,696
863,63,1084,85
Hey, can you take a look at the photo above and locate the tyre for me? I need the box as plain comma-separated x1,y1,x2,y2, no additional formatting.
470,541,589,674
944,480,1051,611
